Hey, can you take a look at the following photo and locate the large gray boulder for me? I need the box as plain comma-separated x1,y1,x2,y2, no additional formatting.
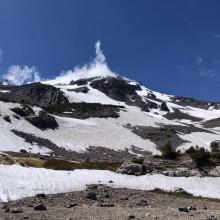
116,162,146,176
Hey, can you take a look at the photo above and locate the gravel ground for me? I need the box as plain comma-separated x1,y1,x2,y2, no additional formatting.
1,185,220,220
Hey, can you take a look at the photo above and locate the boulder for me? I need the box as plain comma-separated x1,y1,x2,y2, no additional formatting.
34,203,47,211
116,162,146,176
20,149,27,154
178,207,188,212
100,203,114,207
85,191,97,200
10,207,23,213
173,187,192,196
135,199,148,206
36,193,46,199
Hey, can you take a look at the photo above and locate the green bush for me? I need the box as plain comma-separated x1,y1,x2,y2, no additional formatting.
185,146,196,155
189,147,210,168
211,152,220,160
160,142,177,160
210,141,220,152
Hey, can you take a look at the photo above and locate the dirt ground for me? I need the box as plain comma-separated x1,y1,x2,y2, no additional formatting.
1,185,220,220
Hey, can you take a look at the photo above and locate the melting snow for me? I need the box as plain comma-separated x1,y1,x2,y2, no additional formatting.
0,164,220,202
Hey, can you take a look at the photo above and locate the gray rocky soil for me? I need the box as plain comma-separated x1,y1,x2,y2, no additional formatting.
1,185,220,220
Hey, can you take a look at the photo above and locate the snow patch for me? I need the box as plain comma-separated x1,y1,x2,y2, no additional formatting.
0,164,220,202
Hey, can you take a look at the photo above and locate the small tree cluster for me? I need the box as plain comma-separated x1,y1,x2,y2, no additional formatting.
210,141,220,153
160,142,177,160
186,146,210,168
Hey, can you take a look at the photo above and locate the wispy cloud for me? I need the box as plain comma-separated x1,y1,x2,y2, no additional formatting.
196,57,203,65
198,66,216,78
178,57,218,79
196,57,216,79
2,65,41,85
44,40,117,85
214,34,220,39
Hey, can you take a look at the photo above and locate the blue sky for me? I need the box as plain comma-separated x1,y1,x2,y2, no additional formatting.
1,0,220,100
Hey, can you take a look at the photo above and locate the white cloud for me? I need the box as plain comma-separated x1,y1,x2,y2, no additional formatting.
44,40,117,85
2,65,41,85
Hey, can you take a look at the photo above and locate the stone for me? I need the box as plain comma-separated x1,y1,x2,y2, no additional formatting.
20,149,27,154
34,203,47,211
135,199,148,206
173,187,192,196
67,203,77,208
188,205,196,211
128,215,135,219
178,207,188,212
104,193,110,198
119,196,129,201
10,207,23,213
116,162,145,176
36,193,46,199
85,192,97,200
1,203,8,209
100,203,114,207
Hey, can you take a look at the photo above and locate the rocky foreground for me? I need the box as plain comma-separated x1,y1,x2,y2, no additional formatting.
1,185,220,220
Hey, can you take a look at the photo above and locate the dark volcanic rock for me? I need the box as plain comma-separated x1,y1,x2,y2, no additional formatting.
70,77,98,86
11,105,35,117
126,124,186,149
47,102,124,119
160,101,169,112
68,86,89,94
0,83,68,108
161,124,214,134
203,117,220,128
26,111,58,130
164,108,203,122
90,77,141,102
3,115,11,123
90,77,151,112
172,96,220,110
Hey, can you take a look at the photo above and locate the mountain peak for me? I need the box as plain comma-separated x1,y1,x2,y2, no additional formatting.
44,41,117,85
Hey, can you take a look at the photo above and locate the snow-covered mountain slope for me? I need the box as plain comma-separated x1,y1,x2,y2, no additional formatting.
0,72,220,157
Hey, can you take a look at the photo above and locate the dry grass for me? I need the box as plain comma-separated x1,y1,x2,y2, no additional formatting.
0,154,121,171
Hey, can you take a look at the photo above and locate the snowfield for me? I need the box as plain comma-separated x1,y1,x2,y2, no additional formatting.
0,165,220,202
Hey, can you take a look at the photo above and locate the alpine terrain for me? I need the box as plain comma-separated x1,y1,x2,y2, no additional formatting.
0,43,220,220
